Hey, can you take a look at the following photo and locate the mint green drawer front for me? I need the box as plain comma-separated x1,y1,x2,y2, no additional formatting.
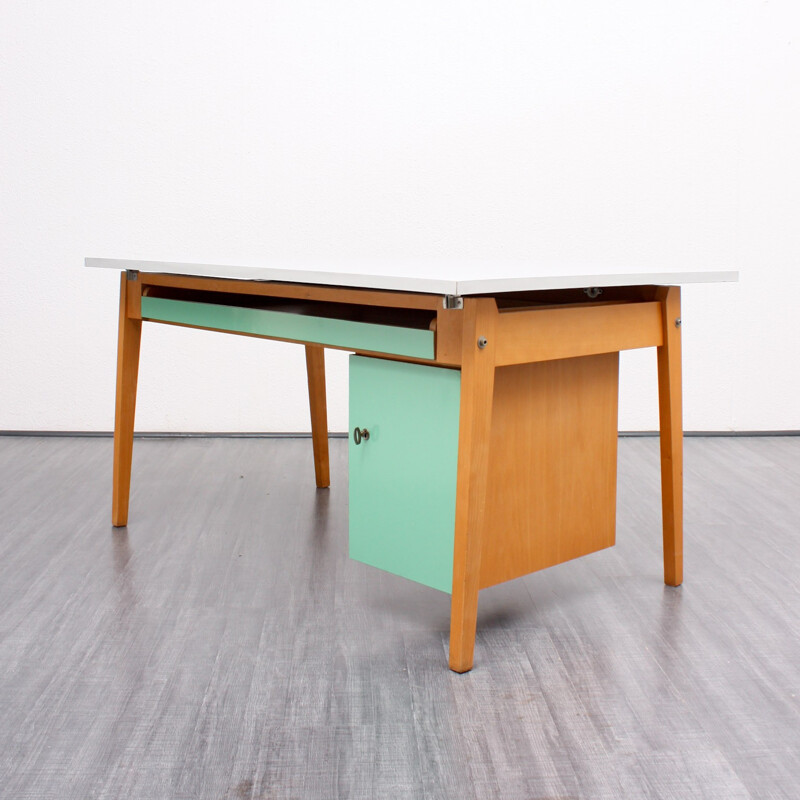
140,297,434,359
349,356,461,593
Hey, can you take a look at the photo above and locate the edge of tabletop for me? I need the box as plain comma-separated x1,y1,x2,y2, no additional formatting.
453,270,739,294
85,257,738,296
84,257,459,296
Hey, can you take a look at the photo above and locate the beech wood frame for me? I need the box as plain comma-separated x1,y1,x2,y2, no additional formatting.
112,271,682,672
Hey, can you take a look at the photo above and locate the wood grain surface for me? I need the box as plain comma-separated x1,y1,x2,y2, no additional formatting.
1,435,798,799
112,272,141,527
449,298,497,672
480,353,620,588
304,345,330,489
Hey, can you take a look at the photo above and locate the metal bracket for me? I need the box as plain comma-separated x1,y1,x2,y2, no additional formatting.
126,269,139,281
443,295,463,310
584,287,602,299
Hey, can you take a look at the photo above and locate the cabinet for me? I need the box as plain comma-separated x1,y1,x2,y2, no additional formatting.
348,356,461,593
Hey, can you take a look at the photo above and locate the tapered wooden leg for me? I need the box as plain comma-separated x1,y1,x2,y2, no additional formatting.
449,298,498,673
656,286,683,586
112,272,142,527
305,345,330,488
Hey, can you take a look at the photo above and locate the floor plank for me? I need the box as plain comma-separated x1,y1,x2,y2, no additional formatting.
0,436,798,799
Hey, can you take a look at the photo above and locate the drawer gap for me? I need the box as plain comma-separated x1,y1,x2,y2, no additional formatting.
142,286,436,331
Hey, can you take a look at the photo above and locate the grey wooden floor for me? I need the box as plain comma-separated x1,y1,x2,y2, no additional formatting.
0,436,798,799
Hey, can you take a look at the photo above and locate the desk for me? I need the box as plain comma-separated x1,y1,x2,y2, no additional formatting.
87,258,736,672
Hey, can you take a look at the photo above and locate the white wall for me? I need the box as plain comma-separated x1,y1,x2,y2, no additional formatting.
1,1,798,433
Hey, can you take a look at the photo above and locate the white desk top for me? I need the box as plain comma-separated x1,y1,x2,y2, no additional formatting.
85,257,737,296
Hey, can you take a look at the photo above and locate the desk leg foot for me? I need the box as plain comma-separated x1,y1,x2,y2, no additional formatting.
305,345,330,488
112,272,142,527
656,286,683,587
449,588,480,673
448,298,497,673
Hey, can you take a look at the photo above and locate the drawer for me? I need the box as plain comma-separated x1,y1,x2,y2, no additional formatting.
140,293,435,360
348,356,461,593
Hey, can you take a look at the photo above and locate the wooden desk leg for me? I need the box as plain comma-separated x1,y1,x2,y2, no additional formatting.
305,345,330,489
112,272,142,527
656,286,683,586
449,298,497,673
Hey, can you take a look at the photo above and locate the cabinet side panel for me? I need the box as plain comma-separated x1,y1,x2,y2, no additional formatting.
348,356,461,593
479,353,619,588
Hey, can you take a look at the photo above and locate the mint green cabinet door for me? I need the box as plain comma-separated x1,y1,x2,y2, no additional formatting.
348,356,461,593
